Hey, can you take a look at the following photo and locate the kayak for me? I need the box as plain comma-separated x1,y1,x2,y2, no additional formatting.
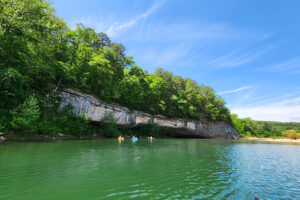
131,137,138,142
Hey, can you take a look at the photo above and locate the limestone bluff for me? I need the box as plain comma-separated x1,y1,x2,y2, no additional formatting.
60,89,240,139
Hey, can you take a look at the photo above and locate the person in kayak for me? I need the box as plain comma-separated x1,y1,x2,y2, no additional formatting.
118,136,124,142
131,136,138,142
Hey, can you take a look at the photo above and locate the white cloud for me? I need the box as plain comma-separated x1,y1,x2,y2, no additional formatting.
127,21,270,68
264,57,300,74
218,86,252,95
273,96,300,106
125,21,269,43
70,2,271,70
231,96,300,122
208,45,273,68
69,0,165,37
106,0,165,37
141,43,193,66
232,105,300,122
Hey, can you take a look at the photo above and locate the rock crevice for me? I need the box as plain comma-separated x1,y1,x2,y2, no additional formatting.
60,89,240,139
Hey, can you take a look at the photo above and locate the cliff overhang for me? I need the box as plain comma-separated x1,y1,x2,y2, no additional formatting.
59,89,240,139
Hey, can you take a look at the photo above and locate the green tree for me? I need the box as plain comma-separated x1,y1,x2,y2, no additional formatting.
282,129,300,139
10,95,40,134
0,68,25,110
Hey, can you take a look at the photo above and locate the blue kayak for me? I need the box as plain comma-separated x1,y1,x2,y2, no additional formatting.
131,137,138,142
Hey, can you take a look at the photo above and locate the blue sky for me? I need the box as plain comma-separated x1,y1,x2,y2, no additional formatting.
52,0,300,122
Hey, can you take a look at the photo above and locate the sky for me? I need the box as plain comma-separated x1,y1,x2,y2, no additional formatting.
52,0,300,122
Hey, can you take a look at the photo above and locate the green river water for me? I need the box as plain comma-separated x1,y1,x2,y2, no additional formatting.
0,139,299,200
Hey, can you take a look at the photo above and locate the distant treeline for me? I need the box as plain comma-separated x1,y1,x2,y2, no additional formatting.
231,114,300,138
0,0,231,136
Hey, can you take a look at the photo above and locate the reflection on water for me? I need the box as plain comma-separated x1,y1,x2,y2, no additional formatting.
0,139,299,200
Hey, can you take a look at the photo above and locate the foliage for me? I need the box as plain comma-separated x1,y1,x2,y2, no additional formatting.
37,104,95,135
0,68,25,110
10,95,40,134
231,114,300,138
282,129,300,139
0,122,4,132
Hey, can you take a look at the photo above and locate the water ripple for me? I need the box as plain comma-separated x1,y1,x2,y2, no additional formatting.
0,139,299,199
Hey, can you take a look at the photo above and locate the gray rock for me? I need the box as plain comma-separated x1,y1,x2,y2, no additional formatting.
59,89,240,139
0,136,6,141
57,132,64,137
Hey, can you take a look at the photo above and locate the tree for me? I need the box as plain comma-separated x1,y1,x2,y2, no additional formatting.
95,32,111,48
10,95,40,134
282,129,300,139
119,65,147,110
0,68,25,109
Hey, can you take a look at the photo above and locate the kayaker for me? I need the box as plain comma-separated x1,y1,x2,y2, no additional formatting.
118,136,124,142
131,136,138,142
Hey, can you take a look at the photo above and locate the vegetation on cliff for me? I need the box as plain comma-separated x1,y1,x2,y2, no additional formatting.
0,0,232,136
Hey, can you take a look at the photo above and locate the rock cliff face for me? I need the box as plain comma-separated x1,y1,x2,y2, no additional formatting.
60,89,240,139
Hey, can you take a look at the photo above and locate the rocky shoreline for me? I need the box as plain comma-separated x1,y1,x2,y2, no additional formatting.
0,132,5,141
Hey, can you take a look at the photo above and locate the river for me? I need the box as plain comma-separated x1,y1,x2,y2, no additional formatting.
0,139,299,199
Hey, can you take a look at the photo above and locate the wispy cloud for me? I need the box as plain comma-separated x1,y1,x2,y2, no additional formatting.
219,86,253,95
232,105,300,122
69,0,165,37
245,92,299,107
106,0,165,37
273,96,300,106
264,57,300,74
140,43,194,67
127,21,271,68
125,21,269,43
231,95,300,122
208,45,273,68
70,2,271,69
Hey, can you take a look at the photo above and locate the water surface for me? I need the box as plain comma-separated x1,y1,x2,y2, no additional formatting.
0,139,299,199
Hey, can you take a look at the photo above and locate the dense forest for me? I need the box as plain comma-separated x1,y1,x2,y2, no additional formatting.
1,0,299,138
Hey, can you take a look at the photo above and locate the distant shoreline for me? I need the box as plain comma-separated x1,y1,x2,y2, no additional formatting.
242,137,300,144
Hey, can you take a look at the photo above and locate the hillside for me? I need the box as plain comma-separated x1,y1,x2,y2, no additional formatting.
0,0,232,137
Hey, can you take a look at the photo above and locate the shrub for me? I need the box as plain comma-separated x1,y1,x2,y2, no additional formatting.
10,95,40,134
282,129,300,139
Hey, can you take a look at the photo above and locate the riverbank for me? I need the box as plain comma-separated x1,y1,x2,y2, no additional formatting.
242,137,300,144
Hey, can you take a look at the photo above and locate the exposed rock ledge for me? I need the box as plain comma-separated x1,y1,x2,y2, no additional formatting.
59,89,240,139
